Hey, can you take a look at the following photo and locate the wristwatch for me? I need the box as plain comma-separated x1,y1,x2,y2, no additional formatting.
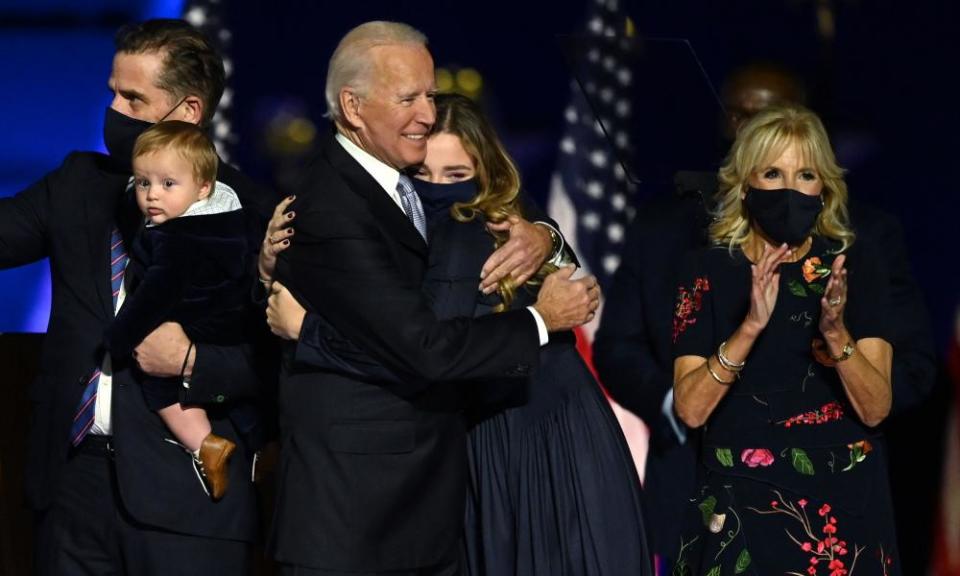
830,341,856,362
535,222,566,266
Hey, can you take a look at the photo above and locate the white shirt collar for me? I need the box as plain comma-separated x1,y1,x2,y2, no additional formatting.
335,132,403,209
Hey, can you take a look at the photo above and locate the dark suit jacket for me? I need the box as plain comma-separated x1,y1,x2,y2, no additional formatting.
271,133,541,571
291,193,562,418
0,151,271,541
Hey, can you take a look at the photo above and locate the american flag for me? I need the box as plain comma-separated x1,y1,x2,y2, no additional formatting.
183,0,237,163
548,0,639,338
548,0,650,489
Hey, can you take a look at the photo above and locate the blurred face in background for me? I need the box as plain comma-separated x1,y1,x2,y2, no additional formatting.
722,66,804,140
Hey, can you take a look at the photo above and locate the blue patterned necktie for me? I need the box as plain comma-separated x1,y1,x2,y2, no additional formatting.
397,174,428,243
70,226,128,446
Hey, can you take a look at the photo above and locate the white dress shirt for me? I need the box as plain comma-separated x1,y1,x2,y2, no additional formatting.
89,278,125,436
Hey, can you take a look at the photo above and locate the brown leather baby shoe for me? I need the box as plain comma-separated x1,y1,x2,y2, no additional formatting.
192,433,237,500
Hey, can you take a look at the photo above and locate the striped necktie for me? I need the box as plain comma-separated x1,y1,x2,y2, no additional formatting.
397,174,428,242
70,226,128,446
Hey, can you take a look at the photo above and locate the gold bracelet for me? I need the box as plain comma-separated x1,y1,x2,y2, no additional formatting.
706,355,735,385
717,340,745,372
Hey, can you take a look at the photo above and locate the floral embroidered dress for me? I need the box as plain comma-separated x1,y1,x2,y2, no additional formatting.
672,236,899,576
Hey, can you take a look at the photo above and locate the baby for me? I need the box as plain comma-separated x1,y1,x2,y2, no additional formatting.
106,120,250,500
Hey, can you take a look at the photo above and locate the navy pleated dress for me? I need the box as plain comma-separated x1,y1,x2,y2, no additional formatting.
419,186,652,576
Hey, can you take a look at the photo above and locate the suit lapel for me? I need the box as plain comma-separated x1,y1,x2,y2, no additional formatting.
323,136,428,259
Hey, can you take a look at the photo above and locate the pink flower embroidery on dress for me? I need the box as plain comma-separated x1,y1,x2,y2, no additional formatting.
741,448,775,468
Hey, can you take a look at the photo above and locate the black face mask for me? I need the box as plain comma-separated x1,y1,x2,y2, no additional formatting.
743,186,823,246
412,178,479,219
102,99,186,170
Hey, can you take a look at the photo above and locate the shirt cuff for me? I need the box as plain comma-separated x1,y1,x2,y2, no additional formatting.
662,388,687,445
526,306,550,346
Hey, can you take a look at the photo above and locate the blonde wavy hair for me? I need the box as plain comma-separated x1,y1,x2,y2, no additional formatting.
432,93,557,311
711,105,854,253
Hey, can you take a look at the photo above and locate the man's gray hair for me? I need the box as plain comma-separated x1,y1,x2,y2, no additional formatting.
325,21,428,122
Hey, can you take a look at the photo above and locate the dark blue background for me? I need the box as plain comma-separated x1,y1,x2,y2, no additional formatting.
1,0,956,351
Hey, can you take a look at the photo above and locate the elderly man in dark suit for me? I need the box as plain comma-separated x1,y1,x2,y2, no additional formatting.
268,20,599,576
0,19,273,576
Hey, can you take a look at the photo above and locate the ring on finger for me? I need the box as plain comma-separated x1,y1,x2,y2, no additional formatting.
829,297,841,306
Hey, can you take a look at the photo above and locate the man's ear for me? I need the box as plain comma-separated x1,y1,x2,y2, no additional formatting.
339,88,363,129
180,95,205,125
198,180,213,200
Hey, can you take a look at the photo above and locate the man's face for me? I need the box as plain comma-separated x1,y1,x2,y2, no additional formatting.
725,86,779,137
722,70,800,139
133,148,211,225
350,44,437,170
109,51,183,123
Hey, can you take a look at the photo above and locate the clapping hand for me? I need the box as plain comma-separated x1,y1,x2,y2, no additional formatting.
744,243,793,334
819,254,847,337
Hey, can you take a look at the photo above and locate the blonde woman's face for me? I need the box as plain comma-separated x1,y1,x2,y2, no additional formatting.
414,132,476,183
747,141,823,197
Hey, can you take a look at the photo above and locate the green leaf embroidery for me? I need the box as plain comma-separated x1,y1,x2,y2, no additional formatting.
842,444,867,472
815,266,832,278
699,495,717,528
706,566,722,576
716,448,734,468
808,283,825,295
735,549,752,573
788,279,808,297
673,536,699,576
791,448,815,475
